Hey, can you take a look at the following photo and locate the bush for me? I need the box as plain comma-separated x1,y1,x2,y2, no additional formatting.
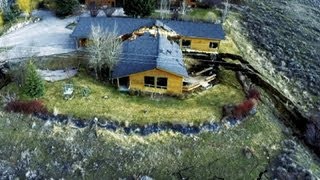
54,0,80,17
17,0,33,16
233,98,257,118
247,88,261,100
23,60,45,98
5,100,48,114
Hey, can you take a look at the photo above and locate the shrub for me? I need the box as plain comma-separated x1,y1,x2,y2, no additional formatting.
23,60,45,98
233,98,257,118
5,100,48,114
17,0,32,16
247,88,261,100
54,0,80,17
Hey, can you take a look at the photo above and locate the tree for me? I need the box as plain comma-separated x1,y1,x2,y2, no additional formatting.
0,0,10,12
17,0,42,17
54,0,80,17
123,0,156,17
159,0,169,19
87,25,122,80
221,0,230,22
180,0,187,16
88,1,99,17
0,11,4,27
24,60,45,98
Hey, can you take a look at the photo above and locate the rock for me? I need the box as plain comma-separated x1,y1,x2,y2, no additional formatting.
243,146,255,159
102,95,109,99
140,176,154,180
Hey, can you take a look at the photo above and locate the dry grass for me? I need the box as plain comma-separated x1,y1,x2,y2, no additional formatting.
219,36,241,55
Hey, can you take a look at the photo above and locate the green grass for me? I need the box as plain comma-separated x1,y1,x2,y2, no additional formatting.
150,8,221,22
1,69,245,124
0,98,291,179
187,8,221,21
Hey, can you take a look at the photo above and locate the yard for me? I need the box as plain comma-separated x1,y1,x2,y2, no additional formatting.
0,98,295,179
1,69,245,124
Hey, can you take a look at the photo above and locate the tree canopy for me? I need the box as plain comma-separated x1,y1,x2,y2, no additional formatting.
123,0,156,17
87,25,122,80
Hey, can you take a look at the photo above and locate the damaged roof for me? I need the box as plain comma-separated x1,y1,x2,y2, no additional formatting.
112,33,188,78
71,17,225,40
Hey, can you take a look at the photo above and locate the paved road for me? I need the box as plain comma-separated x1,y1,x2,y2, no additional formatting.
0,10,77,61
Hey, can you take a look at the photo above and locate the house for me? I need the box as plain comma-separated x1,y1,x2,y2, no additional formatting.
70,17,225,94
113,33,188,94
70,17,225,53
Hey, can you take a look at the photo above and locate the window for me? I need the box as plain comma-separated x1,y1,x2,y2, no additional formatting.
182,39,191,48
156,77,168,89
209,42,218,49
144,76,168,89
144,76,155,87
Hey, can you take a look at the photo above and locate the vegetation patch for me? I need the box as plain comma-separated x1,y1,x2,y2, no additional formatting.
1,69,245,124
0,97,287,179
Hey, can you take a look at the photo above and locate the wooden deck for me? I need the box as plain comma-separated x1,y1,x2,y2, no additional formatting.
183,74,216,92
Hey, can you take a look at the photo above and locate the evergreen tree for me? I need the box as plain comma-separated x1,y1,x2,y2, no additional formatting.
123,0,156,17
24,61,45,98
54,0,80,17
0,11,4,27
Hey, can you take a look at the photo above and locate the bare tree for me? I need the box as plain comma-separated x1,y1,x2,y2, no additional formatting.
222,0,230,23
160,0,169,19
0,0,10,12
87,25,122,80
180,0,187,16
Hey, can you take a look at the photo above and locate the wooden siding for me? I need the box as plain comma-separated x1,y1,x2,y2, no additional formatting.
180,37,220,53
129,69,183,94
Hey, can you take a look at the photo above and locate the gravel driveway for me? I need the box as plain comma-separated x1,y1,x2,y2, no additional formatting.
0,10,77,61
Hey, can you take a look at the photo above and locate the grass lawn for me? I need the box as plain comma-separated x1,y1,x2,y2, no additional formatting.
187,8,221,21
0,99,296,179
150,8,221,22
1,69,245,124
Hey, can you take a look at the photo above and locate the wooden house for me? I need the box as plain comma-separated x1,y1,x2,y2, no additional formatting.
112,33,188,94
70,17,225,94
70,17,225,54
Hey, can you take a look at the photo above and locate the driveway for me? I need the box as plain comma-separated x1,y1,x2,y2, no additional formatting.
0,10,77,61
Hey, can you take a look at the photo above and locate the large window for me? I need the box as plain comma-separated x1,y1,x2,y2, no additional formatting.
182,39,191,48
209,42,218,49
156,77,168,89
144,76,168,89
144,76,155,87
